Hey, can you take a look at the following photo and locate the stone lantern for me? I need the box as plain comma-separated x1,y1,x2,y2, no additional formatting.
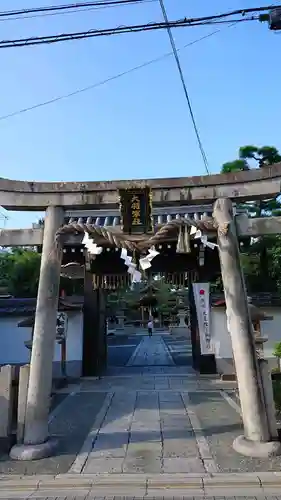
116,297,126,330
176,289,188,330
247,297,277,439
247,297,273,359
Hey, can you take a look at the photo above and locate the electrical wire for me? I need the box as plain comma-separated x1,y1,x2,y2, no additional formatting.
0,17,257,48
179,4,279,23
0,0,156,22
0,23,237,122
158,0,209,174
0,0,152,18
0,3,271,48
0,2,277,19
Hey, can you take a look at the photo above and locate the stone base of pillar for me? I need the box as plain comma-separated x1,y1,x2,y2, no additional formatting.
9,439,58,461
233,435,281,458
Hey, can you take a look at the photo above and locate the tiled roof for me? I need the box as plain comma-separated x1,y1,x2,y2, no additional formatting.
0,297,82,317
0,298,36,316
31,205,244,230
63,204,245,228
211,292,281,307
63,206,215,228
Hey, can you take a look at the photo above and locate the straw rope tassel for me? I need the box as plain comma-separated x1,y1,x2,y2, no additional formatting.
176,224,191,253
184,224,191,253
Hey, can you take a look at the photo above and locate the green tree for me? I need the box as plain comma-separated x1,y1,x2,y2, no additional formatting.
270,235,281,292
239,145,281,168
0,248,83,297
0,249,41,297
221,158,249,173
221,145,281,174
221,145,281,290
111,280,179,322
233,146,281,217
154,281,177,317
0,251,13,289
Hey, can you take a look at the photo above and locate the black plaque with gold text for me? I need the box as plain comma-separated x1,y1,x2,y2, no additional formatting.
119,187,152,234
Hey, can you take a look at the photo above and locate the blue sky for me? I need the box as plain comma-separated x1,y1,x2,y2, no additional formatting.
0,0,280,228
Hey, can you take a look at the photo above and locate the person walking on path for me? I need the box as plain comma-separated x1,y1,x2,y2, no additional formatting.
147,318,153,337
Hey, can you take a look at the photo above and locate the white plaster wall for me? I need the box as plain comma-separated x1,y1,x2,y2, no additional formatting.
211,307,281,371
0,312,83,374
260,308,281,367
210,309,233,360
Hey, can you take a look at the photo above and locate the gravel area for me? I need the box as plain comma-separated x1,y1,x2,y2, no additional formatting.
188,390,281,472
0,391,107,475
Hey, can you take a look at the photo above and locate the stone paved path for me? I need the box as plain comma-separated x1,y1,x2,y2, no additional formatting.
3,332,281,490
82,389,210,474
3,495,281,499
126,335,175,366
163,334,193,366
70,336,219,475
68,334,281,475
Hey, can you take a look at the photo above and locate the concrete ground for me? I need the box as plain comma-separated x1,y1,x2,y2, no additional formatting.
1,332,281,498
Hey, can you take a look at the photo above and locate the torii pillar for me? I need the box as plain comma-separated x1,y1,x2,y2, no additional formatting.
10,206,64,460
213,198,281,457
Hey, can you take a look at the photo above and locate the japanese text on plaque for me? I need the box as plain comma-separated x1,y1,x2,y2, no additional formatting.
131,195,142,225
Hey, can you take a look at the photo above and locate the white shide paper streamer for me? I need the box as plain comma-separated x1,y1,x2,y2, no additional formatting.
191,225,218,250
82,232,103,255
139,247,160,271
120,248,142,283
81,224,217,284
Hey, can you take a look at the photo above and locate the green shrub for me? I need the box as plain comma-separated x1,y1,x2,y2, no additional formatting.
273,380,281,415
273,342,281,372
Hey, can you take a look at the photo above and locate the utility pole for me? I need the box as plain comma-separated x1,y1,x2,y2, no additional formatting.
0,208,9,228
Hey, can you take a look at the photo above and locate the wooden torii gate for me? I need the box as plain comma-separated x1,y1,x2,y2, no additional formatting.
1,166,281,461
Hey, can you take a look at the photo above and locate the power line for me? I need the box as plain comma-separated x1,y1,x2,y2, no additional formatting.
0,17,257,48
158,0,210,174
0,0,151,18
0,4,273,48
0,0,156,22
0,23,237,122
0,2,277,19
181,4,280,23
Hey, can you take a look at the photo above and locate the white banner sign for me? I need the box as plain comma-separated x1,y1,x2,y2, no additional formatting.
56,312,68,341
192,282,214,355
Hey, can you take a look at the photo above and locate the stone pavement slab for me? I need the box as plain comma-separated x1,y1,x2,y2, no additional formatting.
2,472,281,498
73,382,281,475
79,373,237,392
82,388,215,474
1,497,281,500
103,365,197,376
163,333,193,366
127,335,175,366
107,335,141,368
1,333,280,481
69,335,276,475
